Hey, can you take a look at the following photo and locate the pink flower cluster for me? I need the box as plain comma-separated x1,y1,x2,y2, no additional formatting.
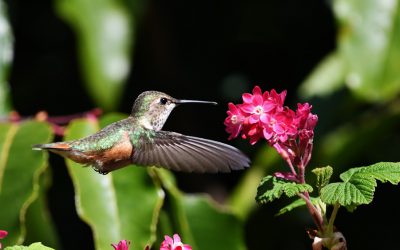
160,234,192,250
225,86,318,179
111,233,191,250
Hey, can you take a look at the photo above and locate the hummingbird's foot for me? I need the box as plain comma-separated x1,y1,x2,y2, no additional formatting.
92,166,109,175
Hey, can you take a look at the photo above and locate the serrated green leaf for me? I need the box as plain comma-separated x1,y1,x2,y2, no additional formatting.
321,162,400,210
340,162,400,184
55,0,132,110
256,176,313,204
312,166,333,191
0,121,53,246
64,118,164,250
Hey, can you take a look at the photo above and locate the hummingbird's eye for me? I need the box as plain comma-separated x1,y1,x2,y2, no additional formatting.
160,97,168,105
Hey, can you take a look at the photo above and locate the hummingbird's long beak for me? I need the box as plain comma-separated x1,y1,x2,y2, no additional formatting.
174,99,218,105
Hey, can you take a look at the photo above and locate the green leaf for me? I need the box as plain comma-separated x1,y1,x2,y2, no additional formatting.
0,0,13,115
64,118,164,250
55,0,133,111
312,166,334,191
276,198,307,216
300,0,400,101
0,121,53,246
299,52,346,98
183,196,246,250
24,169,60,248
276,197,324,216
334,0,400,101
151,169,196,247
256,175,313,204
4,242,54,250
154,168,246,250
320,162,400,210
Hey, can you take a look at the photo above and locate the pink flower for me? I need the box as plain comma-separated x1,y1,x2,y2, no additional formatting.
241,121,264,145
0,230,8,249
225,86,289,145
160,234,192,250
224,102,245,140
261,107,297,143
111,240,130,250
240,86,283,125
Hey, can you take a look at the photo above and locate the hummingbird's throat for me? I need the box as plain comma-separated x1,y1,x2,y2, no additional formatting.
140,108,173,131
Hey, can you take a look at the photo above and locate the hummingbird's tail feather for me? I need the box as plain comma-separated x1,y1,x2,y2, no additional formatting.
32,142,72,151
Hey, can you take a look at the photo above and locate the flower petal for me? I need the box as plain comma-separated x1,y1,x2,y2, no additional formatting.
164,235,173,245
262,101,275,112
242,93,252,103
183,244,193,250
249,114,259,124
240,103,255,113
252,85,262,95
260,113,269,124
253,94,263,106
173,234,182,244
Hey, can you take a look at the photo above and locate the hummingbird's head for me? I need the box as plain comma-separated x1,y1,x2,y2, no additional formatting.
131,91,217,131
131,91,177,131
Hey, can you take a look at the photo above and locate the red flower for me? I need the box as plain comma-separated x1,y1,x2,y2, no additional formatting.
225,85,318,180
261,107,297,143
228,86,289,145
224,102,245,140
0,230,8,249
160,234,192,250
111,240,130,250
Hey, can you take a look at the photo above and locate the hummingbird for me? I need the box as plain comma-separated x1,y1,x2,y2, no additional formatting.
33,91,250,174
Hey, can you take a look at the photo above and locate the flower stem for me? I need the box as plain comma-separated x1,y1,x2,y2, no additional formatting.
297,162,324,231
326,203,340,235
286,158,298,177
298,193,324,231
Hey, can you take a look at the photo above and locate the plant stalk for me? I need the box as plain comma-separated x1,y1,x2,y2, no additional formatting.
326,203,340,236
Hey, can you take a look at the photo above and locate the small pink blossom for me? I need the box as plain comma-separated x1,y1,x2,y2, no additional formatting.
0,230,8,249
224,103,245,140
160,234,192,250
240,86,284,125
261,107,297,143
111,240,130,250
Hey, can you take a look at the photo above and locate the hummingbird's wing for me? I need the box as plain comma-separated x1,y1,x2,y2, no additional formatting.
131,131,250,173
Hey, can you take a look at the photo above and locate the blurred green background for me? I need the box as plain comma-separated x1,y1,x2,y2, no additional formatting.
1,0,400,249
